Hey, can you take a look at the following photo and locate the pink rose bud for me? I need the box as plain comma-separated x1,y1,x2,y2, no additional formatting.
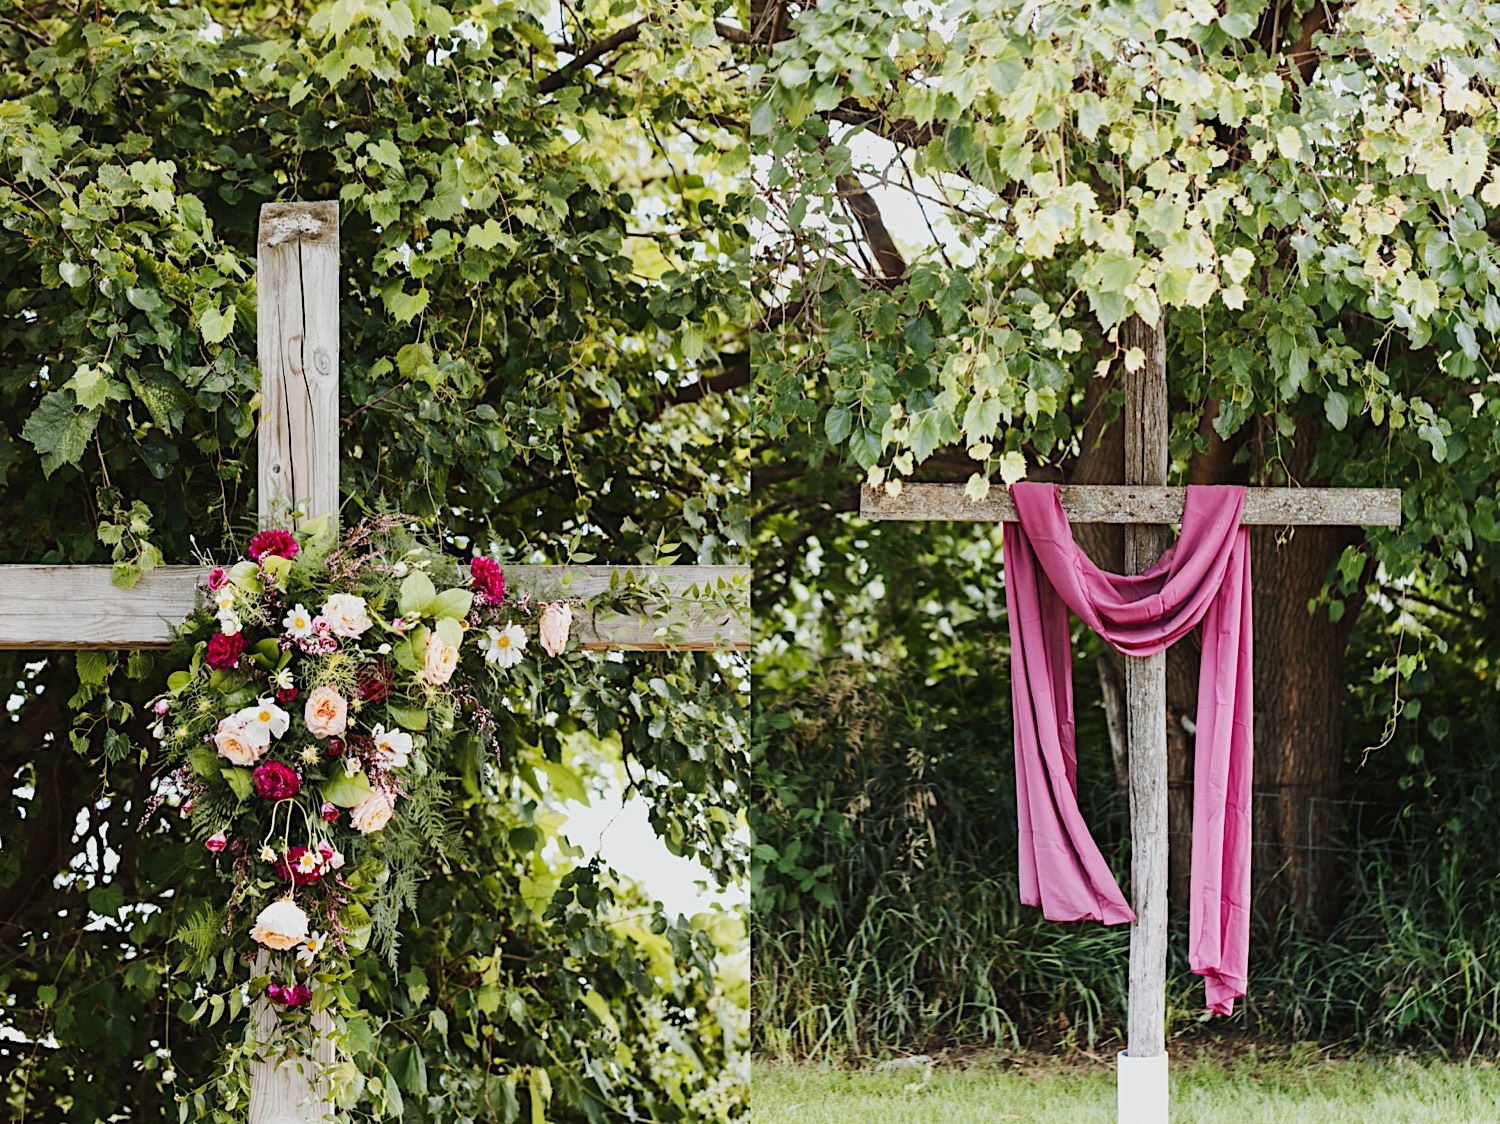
181,799,194,817
153,698,171,716
205,832,227,853
312,616,331,634
321,802,339,823
317,841,335,859
326,737,345,758
207,567,228,591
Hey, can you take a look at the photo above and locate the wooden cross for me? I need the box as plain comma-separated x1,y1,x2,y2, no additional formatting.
859,317,1400,1124
1,203,749,1123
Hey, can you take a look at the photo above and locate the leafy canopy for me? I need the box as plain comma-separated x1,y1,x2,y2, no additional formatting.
755,0,1500,598
0,0,750,1120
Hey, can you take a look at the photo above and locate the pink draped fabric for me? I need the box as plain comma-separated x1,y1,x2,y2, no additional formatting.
1002,482,1253,1016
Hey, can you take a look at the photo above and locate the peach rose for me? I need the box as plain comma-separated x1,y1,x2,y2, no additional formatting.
303,685,348,739
214,717,268,766
418,631,459,687
349,790,395,835
249,899,309,951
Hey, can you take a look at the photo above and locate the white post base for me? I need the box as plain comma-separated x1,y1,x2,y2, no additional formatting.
1117,1051,1168,1124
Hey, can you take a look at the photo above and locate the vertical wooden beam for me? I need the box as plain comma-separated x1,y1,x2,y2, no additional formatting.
258,201,341,529
1120,314,1170,1121
251,200,340,1124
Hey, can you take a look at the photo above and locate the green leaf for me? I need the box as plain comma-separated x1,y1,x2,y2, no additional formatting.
88,882,125,917
824,405,852,444
221,767,253,801
399,572,437,617
385,286,430,324
322,770,375,808
37,985,57,1008
538,760,588,804
21,390,99,476
1324,390,1349,431
77,650,109,686
386,703,428,731
426,587,474,621
998,450,1028,486
435,616,463,650
389,1044,428,1095
198,303,235,344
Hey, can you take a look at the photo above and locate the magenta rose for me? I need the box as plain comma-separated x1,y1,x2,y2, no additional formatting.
205,631,245,670
252,760,301,802
273,845,322,886
470,556,506,604
267,982,314,1008
320,801,339,823
205,832,227,853
248,529,299,562
207,566,228,591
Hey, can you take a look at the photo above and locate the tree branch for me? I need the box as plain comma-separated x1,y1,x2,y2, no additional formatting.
538,18,649,95
829,102,941,149
836,174,907,279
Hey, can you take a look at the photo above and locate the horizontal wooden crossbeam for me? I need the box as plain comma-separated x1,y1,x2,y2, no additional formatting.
861,484,1402,527
0,565,748,651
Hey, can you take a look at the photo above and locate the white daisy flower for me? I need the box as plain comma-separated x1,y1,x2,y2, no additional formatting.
478,624,527,668
296,931,328,965
233,699,291,740
213,587,235,612
282,604,314,638
295,850,322,875
274,667,294,691
259,845,277,862
370,724,413,770
217,609,242,636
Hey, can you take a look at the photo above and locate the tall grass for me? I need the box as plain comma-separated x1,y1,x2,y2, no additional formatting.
753,633,1500,1061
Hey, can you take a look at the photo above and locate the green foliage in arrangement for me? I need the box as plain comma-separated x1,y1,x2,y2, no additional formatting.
754,0,1500,606
0,0,751,1120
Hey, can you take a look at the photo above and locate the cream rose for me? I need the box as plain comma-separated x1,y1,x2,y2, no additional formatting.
214,717,268,767
303,685,348,739
320,593,373,639
418,631,459,686
539,602,572,657
249,899,309,951
349,790,395,835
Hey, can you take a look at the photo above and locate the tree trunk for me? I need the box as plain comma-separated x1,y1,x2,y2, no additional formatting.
1065,398,1357,927
1248,514,1359,926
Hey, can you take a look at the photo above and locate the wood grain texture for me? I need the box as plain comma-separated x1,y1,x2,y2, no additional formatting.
860,483,1402,527
258,201,340,530
246,950,335,1124
1122,315,1169,1067
0,566,749,651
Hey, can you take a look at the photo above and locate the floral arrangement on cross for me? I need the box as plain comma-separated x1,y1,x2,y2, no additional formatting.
149,515,577,1015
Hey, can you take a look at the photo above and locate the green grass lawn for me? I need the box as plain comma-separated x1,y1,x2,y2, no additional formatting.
754,1048,1500,1123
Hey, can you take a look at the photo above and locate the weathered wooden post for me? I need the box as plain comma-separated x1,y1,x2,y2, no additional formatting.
0,197,750,1120
1118,315,1169,1122
247,200,340,1124
859,338,1403,1124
